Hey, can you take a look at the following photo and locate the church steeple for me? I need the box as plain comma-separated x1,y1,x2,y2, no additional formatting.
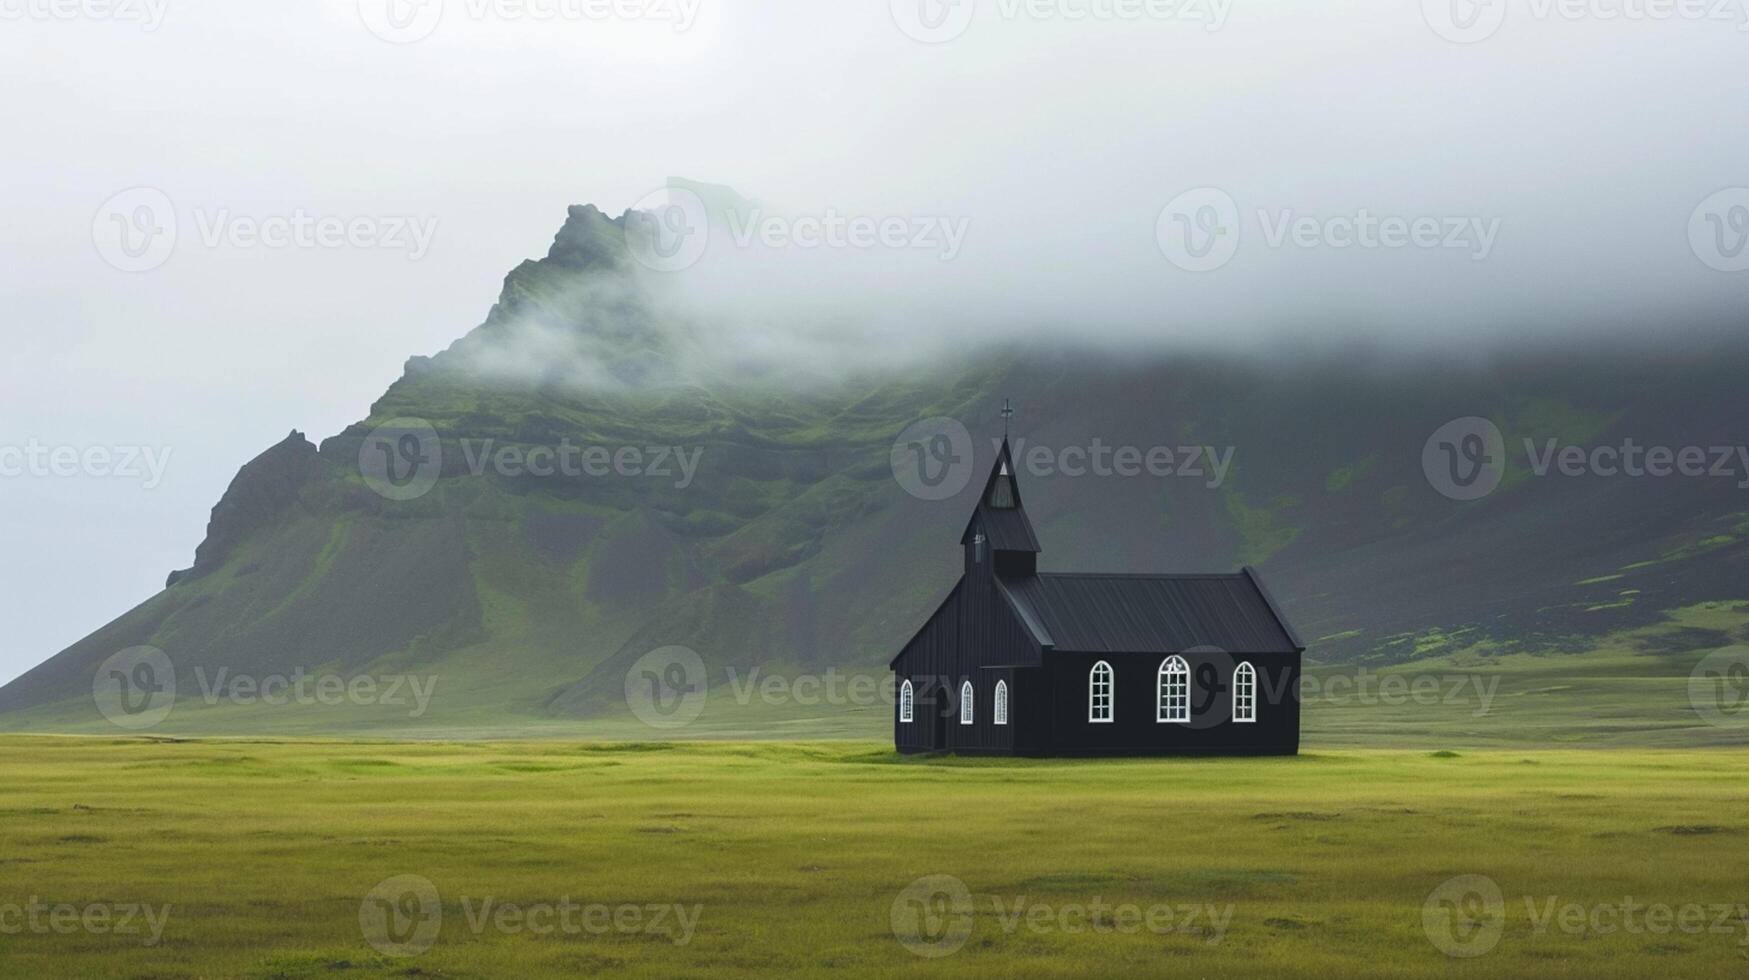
961,434,1041,578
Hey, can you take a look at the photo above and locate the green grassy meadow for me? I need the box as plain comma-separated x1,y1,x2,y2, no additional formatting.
3,738,1749,978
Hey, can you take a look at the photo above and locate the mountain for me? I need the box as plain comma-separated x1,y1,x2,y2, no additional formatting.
3,187,1747,736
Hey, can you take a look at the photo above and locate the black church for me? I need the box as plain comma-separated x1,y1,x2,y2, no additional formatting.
890,437,1305,756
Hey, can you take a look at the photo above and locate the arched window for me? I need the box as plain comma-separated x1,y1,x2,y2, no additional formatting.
960,680,974,725
1157,656,1190,723
1089,661,1114,723
994,680,1009,726
899,679,914,722
1233,662,1257,723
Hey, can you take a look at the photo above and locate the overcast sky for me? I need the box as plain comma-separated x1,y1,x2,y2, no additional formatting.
2,0,1746,684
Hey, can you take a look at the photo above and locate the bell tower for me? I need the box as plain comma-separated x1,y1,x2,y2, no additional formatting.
962,401,1040,580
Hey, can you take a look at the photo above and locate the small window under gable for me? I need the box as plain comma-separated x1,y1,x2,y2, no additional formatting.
960,681,975,725
988,461,1016,509
899,679,914,722
994,680,1009,725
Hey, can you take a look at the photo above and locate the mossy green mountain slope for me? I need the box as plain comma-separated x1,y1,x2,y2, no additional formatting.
3,198,1747,735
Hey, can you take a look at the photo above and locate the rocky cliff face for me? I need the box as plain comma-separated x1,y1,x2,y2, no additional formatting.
166,431,328,588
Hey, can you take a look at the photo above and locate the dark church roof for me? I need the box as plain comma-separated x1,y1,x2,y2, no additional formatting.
973,508,1042,552
1000,570,1301,655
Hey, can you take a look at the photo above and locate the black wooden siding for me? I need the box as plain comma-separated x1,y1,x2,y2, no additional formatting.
1043,652,1300,756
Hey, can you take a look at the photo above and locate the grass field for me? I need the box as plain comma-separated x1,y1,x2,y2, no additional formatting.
3,738,1749,978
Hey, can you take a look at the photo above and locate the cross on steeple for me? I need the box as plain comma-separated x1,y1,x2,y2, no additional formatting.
1000,398,1015,440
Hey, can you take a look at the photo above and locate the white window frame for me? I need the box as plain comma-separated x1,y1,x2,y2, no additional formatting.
899,679,914,723
994,680,1009,726
960,680,974,725
1088,661,1114,723
1233,662,1257,723
1157,656,1190,723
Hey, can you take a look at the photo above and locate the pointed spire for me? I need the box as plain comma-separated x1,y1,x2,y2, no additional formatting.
960,436,1040,553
